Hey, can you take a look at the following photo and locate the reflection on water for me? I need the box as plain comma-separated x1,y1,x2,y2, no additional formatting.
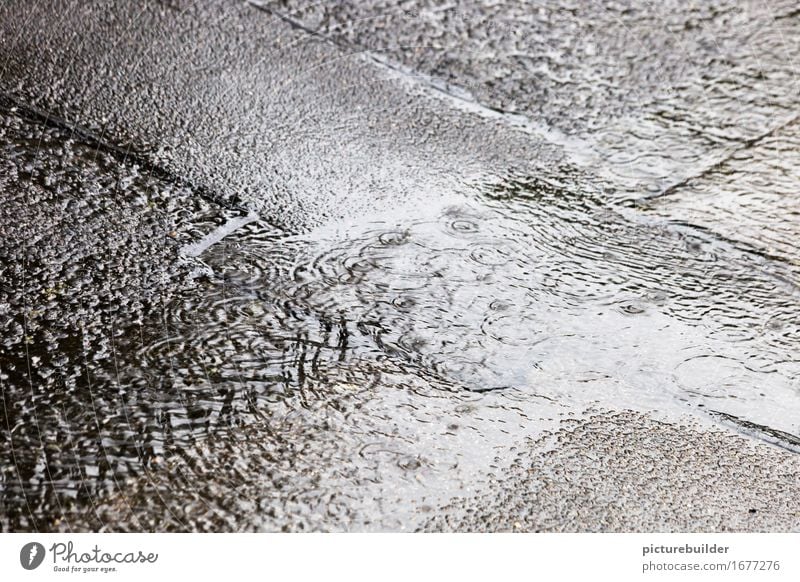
111,174,800,464
3,114,800,531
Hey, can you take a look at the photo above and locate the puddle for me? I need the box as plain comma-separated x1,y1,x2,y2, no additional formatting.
4,125,800,530
114,173,800,465
3,0,800,529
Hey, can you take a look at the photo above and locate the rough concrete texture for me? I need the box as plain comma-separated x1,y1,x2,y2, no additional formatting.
266,0,800,197
0,104,233,531
0,0,574,232
1,0,800,532
424,411,800,532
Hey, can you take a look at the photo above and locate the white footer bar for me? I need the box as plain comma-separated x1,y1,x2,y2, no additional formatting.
1,533,796,581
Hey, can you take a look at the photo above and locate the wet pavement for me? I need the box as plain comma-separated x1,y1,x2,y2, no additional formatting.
1,1,799,532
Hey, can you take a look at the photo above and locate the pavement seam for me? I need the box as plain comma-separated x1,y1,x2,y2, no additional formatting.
0,91,272,229
636,110,800,203
247,1,592,159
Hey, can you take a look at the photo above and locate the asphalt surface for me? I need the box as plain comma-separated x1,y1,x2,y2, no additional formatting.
1,0,799,532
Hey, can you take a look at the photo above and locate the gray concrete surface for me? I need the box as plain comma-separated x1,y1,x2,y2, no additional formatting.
266,0,800,199
1,0,799,532
424,410,800,532
0,0,572,232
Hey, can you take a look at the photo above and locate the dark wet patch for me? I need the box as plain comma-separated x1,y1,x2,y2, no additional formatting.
0,105,228,531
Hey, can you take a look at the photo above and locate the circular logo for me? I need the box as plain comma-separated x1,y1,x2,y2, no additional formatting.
20,542,46,570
